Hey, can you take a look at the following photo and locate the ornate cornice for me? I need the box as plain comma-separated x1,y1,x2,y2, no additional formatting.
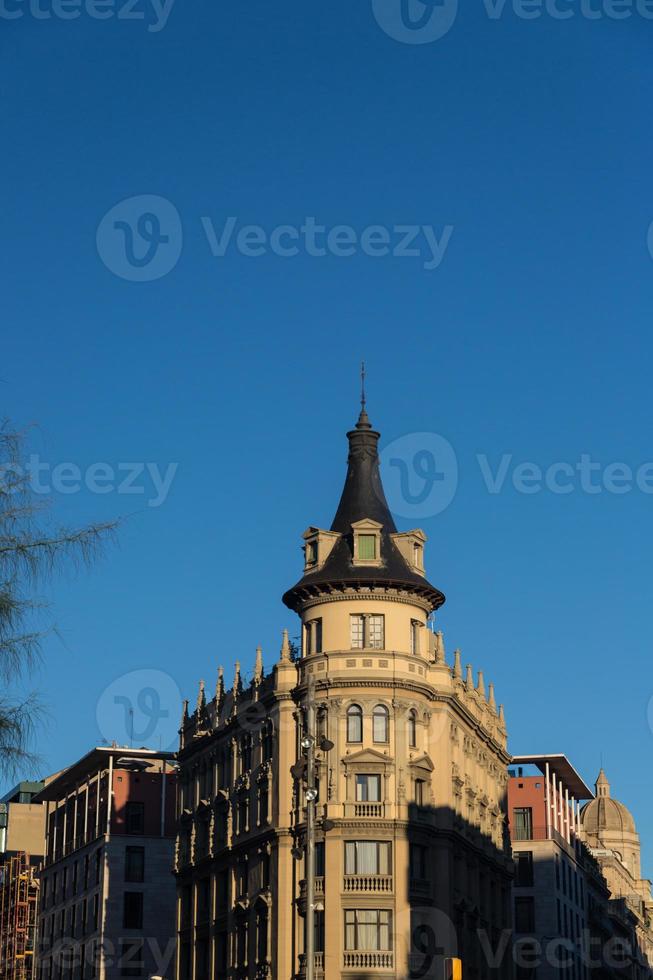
297,589,433,614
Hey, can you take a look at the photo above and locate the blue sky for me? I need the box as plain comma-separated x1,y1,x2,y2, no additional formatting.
3,0,653,870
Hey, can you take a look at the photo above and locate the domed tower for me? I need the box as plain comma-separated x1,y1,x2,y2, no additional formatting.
581,770,642,880
283,403,513,980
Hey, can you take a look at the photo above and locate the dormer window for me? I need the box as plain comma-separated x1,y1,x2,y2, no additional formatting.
390,529,427,575
352,519,382,567
302,527,340,573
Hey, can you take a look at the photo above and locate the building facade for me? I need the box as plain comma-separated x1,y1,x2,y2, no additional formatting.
176,405,514,980
580,772,653,975
508,758,652,980
34,747,177,980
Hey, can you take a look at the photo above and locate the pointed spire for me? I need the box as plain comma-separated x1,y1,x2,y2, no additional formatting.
476,670,485,699
196,679,206,715
357,360,371,429
280,628,291,662
233,661,241,693
465,664,474,692
215,666,224,702
181,698,189,726
435,630,446,664
453,649,462,680
329,395,396,535
498,704,505,727
488,682,497,711
254,645,264,684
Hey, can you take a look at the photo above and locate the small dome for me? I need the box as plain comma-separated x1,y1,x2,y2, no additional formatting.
580,770,637,836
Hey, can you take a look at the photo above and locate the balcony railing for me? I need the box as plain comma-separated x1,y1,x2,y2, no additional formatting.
298,877,324,902
343,874,393,893
298,952,324,976
344,802,385,818
343,951,393,969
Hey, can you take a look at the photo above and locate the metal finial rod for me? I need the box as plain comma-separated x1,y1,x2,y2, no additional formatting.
360,360,366,409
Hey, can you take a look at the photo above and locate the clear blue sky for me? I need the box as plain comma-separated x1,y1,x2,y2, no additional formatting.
3,0,653,871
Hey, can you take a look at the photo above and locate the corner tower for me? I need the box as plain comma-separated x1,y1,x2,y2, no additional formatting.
283,404,445,662
282,404,512,980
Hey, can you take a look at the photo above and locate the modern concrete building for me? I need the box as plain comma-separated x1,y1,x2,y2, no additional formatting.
176,404,514,980
508,756,653,980
33,747,177,980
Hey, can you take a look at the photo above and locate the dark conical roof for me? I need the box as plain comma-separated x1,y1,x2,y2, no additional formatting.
282,408,445,612
330,407,397,534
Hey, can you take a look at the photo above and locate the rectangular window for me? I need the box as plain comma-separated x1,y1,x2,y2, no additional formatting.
306,540,317,565
409,843,427,880
119,940,143,978
350,615,365,649
358,534,377,560
415,779,426,807
368,615,384,649
345,841,391,875
123,892,144,930
314,842,325,878
514,897,535,933
355,774,381,802
513,807,533,841
515,851,534,887
410,621,420,656
125,802,144,835
125,847,145,883
344,909,391,951
94,851,102,886
305,619,323,655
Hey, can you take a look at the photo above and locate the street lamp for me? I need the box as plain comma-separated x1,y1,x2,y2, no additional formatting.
290,675,335,980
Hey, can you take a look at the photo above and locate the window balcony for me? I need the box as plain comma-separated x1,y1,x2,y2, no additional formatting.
344,802,385,819
343,874,393,893
298,877,324,902
343,951,393,970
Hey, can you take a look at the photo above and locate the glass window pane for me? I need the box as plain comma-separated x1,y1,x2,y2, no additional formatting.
373,705,388,742
350,616,364,649
368,616,384,649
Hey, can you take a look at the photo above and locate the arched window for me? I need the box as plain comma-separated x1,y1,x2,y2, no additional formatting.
261,721,273,762
373,704,389,743
347,704,363,743
408,710,417,748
